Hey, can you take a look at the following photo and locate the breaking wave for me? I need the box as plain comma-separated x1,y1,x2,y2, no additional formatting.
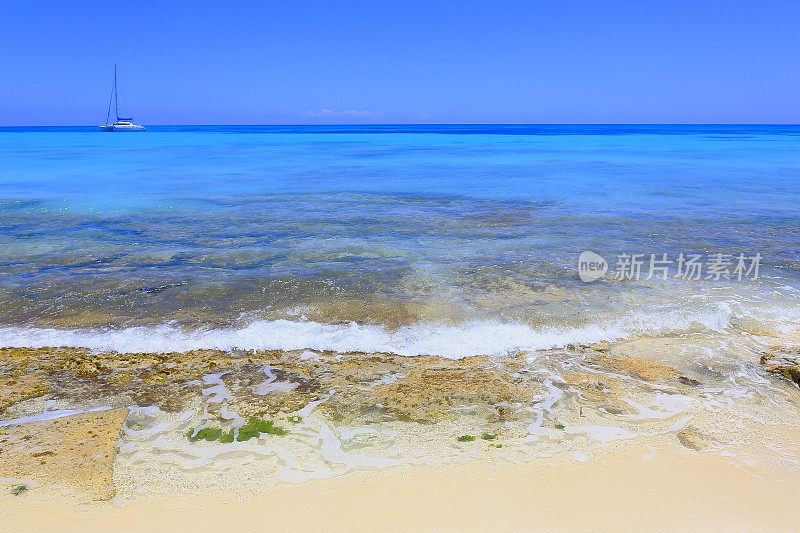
0,303,738,358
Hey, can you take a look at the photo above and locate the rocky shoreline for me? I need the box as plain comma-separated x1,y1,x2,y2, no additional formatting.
1,339,799,500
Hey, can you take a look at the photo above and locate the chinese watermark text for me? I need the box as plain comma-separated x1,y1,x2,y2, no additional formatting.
578,251,761,283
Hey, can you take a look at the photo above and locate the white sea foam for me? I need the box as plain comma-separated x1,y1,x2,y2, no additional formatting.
0,303,738,358
0,406,112,428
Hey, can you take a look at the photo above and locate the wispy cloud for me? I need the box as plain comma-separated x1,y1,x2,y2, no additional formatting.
301,108,383,118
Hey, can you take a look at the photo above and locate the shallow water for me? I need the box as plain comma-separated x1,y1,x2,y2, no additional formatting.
1,125,800,356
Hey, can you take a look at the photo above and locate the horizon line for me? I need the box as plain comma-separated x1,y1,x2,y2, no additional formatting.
2,122,800,128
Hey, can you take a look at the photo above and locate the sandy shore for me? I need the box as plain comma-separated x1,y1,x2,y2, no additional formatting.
2,443,798,533
2,344,799,531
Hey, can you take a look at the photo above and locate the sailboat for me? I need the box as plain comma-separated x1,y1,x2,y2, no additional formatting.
99,64,145,131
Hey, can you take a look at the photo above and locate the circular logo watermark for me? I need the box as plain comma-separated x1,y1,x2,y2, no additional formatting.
578,251,608,282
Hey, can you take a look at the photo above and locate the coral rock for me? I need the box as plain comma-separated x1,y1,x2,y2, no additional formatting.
0,408,128,500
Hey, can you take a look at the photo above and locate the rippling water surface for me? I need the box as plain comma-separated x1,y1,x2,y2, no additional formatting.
1,125,799,356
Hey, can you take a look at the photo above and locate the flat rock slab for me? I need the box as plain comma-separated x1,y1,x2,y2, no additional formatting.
0,408,128,500
591,355,682,383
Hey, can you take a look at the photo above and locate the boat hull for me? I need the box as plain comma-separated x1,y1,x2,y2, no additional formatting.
99,124,146,131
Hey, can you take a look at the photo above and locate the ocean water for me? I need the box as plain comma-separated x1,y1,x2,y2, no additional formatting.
1,125,800,357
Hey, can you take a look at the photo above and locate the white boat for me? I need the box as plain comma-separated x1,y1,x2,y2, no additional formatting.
99,64,145,131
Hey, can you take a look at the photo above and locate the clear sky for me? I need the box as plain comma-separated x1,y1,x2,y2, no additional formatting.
2,0,799,125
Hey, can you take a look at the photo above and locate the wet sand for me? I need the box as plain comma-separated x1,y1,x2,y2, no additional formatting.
2,442,798,532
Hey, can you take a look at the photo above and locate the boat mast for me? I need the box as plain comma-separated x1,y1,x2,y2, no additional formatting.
114,63,119,122
105,65,115,126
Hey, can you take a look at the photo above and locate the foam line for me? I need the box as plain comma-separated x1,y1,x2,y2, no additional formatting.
0,304,736,358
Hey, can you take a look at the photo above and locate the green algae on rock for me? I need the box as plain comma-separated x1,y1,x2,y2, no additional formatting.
187,427,224,442
186,417,288,444
237,417,288,441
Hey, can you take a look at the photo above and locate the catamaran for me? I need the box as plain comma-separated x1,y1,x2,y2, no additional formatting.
99,64,145,131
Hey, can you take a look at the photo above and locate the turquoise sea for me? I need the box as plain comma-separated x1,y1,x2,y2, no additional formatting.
1,125,799,356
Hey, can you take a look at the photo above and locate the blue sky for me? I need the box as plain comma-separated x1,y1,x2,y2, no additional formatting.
2,0,799,125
